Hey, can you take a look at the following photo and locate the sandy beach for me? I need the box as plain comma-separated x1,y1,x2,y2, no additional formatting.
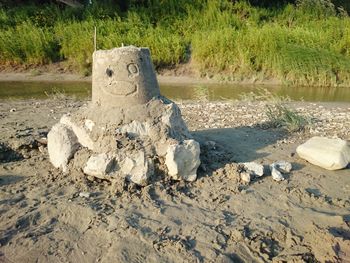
0,97,350,262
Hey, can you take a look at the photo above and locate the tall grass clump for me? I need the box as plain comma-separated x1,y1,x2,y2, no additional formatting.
55,20,95,73
266,103,311,132
0,21,58,65
239,89,311,132
192,19,350,86
55,16,188,72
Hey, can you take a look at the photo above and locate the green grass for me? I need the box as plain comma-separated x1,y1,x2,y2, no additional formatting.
0,21,58,65
266,103,311,132
0,0,350,86
239,88,311,132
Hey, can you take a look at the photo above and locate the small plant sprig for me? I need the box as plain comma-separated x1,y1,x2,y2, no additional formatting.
240,88,311,132
265,102,311,132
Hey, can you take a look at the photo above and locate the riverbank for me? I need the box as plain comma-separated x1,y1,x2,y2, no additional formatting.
0,98,349,262
1,0,350,87
0,69,282,86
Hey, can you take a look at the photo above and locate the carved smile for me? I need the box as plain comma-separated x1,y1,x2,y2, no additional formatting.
103,81,137,96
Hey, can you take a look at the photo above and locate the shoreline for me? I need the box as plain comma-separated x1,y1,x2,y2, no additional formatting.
0,71,283,86
1,71,350,88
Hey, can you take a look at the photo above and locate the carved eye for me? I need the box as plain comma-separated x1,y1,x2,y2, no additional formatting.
127,63,139,76
106,68,113,77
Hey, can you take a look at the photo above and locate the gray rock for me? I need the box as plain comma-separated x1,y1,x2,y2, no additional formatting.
272,160,292,173
83,153,114,178
162,103,191,139
296,136,350,170
165,139,201,182
47,123,79,172
270,165,285,181
241,162,264,177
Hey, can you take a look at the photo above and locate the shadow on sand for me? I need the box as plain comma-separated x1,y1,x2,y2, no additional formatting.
193,126,288,163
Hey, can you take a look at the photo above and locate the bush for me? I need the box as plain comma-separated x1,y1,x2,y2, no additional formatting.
0,21,58,64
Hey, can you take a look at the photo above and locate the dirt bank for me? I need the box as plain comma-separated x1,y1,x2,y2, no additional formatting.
0,66,282,86
0,98,349,262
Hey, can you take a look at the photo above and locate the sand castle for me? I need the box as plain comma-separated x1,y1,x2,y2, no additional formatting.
47,46,200,185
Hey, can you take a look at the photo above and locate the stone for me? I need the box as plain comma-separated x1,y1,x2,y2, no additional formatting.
241,162,264,177
84,119,95,131
47,123,79,172
92,46,160,108
161,102,191,139
272,160,292,173
296,136,350,170
240,171,251,184
165,140,201,182
121,151,154,186
60,115,94,150
79,192,91,198
83,153,114,178
270,165,285,181
116,120,150,138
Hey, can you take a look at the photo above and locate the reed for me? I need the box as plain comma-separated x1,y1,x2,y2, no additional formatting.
0,0,349,86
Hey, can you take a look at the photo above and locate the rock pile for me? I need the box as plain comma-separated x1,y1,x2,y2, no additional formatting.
47,46,200,185
238,160,292,183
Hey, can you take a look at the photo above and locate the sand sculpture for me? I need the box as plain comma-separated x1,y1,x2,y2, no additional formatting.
47,46,200,185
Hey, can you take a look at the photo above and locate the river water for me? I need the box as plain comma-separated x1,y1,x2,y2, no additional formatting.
0,81,350,102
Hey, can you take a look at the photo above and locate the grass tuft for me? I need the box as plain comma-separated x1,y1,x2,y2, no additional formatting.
266,103,311,132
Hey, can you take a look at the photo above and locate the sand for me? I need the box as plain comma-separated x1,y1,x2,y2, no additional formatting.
1,98,349,263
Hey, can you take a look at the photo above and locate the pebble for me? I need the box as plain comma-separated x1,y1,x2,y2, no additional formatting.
272,160,292,173
241,162,264,177
240,172,251,184
271,166,285,182
79,192,91,198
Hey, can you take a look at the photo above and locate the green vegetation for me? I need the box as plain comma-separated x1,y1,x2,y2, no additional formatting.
239,88,311,132
1,0,350,86
266,103,311,132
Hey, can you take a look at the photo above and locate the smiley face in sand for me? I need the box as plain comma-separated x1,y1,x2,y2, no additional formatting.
92,46,160,107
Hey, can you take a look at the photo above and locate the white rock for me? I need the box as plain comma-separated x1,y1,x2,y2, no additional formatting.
240,172,251,183
60,115,94,150
116,120,149,138
83,153,114,178
241,162,264,177
121,151,154,186
48,123,79,172
271,165,285,181
165,139,201,182
79,192,91,198
296,136,350,170
272,160,292,173
84,119,95,131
